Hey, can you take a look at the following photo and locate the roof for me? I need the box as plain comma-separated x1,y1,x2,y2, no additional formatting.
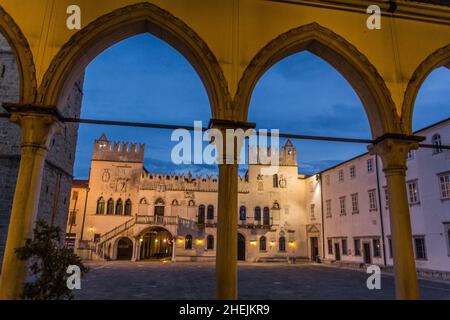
72,179,89,189
409,0,450,7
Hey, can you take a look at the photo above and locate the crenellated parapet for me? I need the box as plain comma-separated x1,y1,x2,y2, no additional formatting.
93,134,144,163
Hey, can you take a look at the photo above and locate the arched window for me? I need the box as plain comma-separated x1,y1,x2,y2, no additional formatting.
185,235,193,250
96,197,105,215
239,206,247,221
106,198,114,215
155,198,165,206
172,199,179,206
273,174,279,188
254,207,261,222
432,134,443,154
198,205,206,224
124,199,132,216
279,236,286,252
140,198,147,204
260,236,267,251
115,199,123,215
207,205,214,220
263,207,270,226
188,200,195,207
207,235,214,250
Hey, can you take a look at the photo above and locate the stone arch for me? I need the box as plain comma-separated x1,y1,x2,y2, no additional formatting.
37,2,231,118
234,23,400,138
402,44,450,133
0,6,37,103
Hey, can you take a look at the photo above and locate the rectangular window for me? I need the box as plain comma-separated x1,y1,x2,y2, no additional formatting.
350,166,356,179
310,204,315,220
367,158,374,173
439,173,450,199
407,150,414,161
327,239,333,255
383,186,389,210
94,234,101,243
373,239,381,257
326,200,332,218
407,180,420,205
342,238,348,255
338,169,344,182
388,238,393,258
72,191,79,201
368,189,377,211
325,175,330,186
339,196,346,216
414,237,427,260
351,193,359,214
354,239,361,256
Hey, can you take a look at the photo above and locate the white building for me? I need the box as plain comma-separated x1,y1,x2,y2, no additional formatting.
66,119,450,276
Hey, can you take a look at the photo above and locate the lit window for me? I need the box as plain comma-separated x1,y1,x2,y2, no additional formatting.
351,193,359,214
439,173,450,199
368,190,377,211
414,237,427,260
407,181,420,205
373,239,381,257
339,196,346,216
367,158,374,173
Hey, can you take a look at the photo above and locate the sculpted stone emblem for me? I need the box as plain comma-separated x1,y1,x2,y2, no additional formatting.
102,170,111,182
116,179,127,192
184,191,195,199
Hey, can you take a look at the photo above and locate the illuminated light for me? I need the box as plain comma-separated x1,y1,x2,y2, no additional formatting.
289,241,295,247
250,240,257,246
270,241,275,246
88,227,94,233
196,239,204,245
139,238,143,243
163,239,167,243
155,239,159,243
177,239,184,244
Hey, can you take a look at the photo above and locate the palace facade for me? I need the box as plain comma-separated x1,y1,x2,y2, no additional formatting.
66,119,450,275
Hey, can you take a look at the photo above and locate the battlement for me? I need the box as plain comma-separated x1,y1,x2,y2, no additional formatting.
92,134,144,163
249,140,297,166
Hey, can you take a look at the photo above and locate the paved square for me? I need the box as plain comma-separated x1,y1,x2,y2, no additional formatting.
74,261,450,300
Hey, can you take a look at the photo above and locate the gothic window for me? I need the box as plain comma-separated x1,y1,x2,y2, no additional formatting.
279,237,286,252
107,198,114,215
124,199,132,216
198,205,206,224
273,201,280,209
155,198,165,206
206,235,214,250
273,174,279,188
432,134,443,154
260,236,267,251
140,198,147,204
115,199,123,215
254,207,261,222
185,235,193,250
172,199,179,206
263,207,270,226
96,197,105,215
239,206,247,221
207,205,214,220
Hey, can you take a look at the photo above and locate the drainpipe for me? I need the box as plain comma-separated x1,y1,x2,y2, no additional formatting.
319,173,325,260
80,187,90,241
375,155,387,266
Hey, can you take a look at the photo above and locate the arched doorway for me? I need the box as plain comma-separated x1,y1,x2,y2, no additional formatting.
154,198,165,224
237,233,246,261
140,227,173,260
116,237,133,260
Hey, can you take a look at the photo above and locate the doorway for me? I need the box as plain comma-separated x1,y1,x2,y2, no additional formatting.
238,233,246,261
310,237,319,261
363,242,372,264
116,237,133,260
140,227,173,260
334,243,341,261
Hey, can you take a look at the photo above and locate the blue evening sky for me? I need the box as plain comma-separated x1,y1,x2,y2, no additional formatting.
73,34,449,179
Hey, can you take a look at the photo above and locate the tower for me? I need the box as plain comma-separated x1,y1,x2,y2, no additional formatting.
280,140,297,166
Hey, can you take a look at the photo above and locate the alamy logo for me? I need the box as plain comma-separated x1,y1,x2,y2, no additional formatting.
366,265,381,290
171,121,281,175
66,265,81,290
66,5,81,30
366,5,381,30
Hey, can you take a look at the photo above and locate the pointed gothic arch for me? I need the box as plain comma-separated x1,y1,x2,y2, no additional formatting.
37,2,231,118
0,6,36,103
401,44,450,133
235,22,400,138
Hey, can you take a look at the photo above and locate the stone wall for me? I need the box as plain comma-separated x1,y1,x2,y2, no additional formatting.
0,33,84,269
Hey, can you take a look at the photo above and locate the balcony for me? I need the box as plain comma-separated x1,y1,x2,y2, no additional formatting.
136,215,178,226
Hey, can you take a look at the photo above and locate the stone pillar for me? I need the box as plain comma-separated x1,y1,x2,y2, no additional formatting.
0,104,62,300
171,238,176,262
369,134,424,300
209,119,255,300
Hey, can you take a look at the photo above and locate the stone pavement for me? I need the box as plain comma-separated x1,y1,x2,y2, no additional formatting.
74,261,450,300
